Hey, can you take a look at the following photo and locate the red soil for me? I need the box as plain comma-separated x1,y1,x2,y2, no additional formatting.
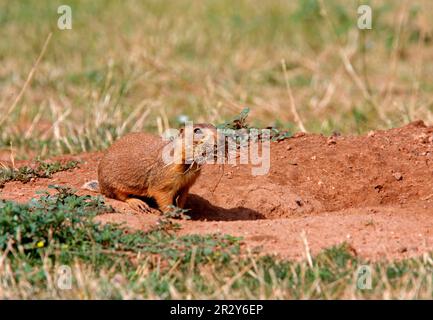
1,121,433,261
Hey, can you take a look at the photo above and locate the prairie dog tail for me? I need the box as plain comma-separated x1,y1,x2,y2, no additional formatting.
82,180,100,193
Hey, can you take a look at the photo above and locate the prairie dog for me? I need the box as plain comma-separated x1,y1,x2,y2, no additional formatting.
84,124,219,213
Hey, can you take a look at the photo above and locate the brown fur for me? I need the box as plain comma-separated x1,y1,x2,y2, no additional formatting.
97,124,218,213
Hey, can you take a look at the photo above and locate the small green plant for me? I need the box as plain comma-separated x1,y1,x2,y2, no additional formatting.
0,185,112,254
0,160,79,188
217,107,251,130
0,188,432,299
154,205,191,233
269,127,292,141
218,107,292,142
165,205,191,220
0,185,240,273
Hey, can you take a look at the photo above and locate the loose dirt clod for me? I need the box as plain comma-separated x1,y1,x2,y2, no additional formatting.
393,172,403,181
327,136,337,145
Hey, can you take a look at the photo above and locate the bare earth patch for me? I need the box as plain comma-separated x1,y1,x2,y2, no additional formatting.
1,121,433,261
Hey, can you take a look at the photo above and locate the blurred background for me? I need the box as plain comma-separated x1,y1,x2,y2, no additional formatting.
0,0,432,159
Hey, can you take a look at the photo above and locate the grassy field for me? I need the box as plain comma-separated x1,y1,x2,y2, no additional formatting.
1,0,433,299
0,186,432,299
1,0,433,158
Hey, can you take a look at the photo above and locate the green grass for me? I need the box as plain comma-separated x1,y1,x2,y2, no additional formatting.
0,160,79,188
0,186,432,299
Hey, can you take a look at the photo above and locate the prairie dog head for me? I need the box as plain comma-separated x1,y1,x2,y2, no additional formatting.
161,123,222,166
179,123,218,164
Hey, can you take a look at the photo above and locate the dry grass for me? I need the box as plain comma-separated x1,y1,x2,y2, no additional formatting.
1,0,433,158
1,246,432,299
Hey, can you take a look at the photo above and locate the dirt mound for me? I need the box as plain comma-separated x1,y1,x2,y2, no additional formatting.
190,120,433,219
1,121,433,261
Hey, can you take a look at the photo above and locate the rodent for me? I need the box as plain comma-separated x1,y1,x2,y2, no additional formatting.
83,123,219,213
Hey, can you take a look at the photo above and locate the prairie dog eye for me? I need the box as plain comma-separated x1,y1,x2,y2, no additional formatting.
194,127,203,135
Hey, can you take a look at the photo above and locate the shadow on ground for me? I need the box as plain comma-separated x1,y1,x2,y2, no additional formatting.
186,194,265,221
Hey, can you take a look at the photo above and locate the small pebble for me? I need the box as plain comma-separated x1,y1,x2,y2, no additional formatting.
327,136,337,145
393,172,403,181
